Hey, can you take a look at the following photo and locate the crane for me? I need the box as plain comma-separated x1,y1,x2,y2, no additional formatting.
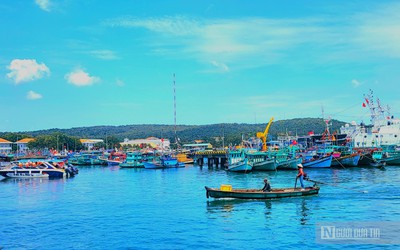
256,117,274,151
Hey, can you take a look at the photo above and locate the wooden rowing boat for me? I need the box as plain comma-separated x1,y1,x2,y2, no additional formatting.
205,185,320,199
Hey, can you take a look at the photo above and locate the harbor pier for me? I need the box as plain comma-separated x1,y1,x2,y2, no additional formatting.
194,150,228,168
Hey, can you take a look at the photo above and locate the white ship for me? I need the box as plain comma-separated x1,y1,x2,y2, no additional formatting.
340,90,400,147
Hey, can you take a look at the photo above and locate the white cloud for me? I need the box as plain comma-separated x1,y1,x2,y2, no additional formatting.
105,16,201,36
90,50,119,60
35,0,51,12
65,69,100,87
27,90,43,100
211,61,229,72
105,16,335,67
7,59,50,84
105,4,400,69
351,79,362,88
115,78,125,87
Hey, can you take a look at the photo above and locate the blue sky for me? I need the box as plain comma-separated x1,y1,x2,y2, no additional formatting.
1,0,400,132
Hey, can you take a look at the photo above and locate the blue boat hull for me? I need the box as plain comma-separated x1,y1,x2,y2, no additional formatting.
302,156,332,168
276,158,302,170
252,159,276,171
161,156,185,168
143,161,164,169
227,162,252,172
332,154,360,167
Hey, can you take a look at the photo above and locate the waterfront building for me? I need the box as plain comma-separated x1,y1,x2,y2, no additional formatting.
0,138,12,154
80,139,104,150
15,138,35,152
120,137,171,150
182,143,212,151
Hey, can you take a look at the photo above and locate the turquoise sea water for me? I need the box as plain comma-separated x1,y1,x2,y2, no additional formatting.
1,165,399,249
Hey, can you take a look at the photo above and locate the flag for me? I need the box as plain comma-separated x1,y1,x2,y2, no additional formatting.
362,102,366,107
365,98,369,104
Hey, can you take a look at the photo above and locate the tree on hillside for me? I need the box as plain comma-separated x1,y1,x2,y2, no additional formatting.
103,135,121,150
3,118,347,146
28,133,83,151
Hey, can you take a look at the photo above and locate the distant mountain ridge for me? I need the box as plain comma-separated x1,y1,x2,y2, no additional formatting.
1,118,346,146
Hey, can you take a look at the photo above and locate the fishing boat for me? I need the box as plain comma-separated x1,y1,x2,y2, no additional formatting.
302,155,332,168
87,151,104,165
143,161,163,169
373,144,400,165
143,157,164,169
119,151,144,168
142,154,184,169
205,185,320,199
357,150,381,166
161,155,185,168
246,151,276,171
275,153,301,170
67,153,80,165
331,153,361,167
106,152,126,166
176,152,194,164
225,150,252,172
226,158,251,172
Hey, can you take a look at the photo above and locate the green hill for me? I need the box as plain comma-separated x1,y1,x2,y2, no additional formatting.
0,118,346,147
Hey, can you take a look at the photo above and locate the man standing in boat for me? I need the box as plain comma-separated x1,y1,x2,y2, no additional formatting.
296,164,306,190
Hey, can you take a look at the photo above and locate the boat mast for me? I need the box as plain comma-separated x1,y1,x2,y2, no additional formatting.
364,89,377,125
173,73,179,149
321,105,332,141
364,89,390,128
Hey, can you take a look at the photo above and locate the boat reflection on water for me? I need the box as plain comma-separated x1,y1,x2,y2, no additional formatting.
0,176,68,194
206,197,311,226
1,176,66,184
206,199,273,214
298,198,309,225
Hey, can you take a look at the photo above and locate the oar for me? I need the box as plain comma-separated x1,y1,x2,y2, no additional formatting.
305,178,368,193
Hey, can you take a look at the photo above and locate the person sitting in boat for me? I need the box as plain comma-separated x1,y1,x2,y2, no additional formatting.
296,164,306,190
261,178,271,192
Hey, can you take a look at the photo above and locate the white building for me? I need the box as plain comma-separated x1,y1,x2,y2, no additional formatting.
0,138,12,154
15,138,35,152
80,139,104,150
120,137,170,150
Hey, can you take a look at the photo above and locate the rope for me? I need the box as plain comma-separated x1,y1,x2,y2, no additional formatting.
332,156,346,169
305,178,368,193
